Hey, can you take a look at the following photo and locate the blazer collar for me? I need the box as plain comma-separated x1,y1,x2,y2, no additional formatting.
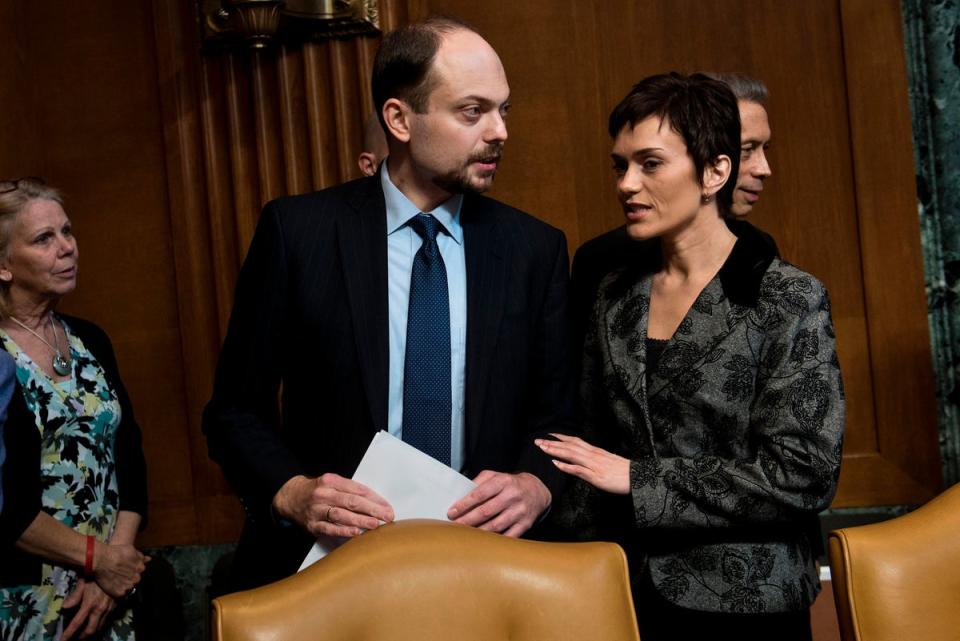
614,219,776,309
717,219,777,307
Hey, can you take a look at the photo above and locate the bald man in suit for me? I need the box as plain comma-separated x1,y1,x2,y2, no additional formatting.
204,16,572,589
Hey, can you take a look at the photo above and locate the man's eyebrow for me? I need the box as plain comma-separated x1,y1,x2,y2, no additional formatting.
458,95,511,107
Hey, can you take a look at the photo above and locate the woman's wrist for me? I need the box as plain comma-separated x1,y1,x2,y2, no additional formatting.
108,511,142,546
90,538,109,575
84,535,96,577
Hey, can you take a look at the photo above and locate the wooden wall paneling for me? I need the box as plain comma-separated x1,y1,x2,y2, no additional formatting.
303,44,343,189
250,52,285,204
152,0,245,544
329,40,364,183
567,2,618,253
0,3,40,177
835,0,941,505
277,46,313,195
198,56,242,333
222,53,262,258
355,36,379,117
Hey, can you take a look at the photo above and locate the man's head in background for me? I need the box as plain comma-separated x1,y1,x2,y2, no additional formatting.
358,112,389,177
705,72,772,218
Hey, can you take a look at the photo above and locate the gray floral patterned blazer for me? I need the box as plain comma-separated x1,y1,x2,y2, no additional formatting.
572,224,844,614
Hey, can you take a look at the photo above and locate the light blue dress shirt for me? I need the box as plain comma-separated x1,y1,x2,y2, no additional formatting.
382,163,467,471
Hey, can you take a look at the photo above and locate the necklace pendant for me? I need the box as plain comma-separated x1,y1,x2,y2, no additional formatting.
53,353,71,376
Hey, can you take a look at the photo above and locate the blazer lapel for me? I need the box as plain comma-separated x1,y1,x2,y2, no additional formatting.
602,273,652,411
461,196,506,461
339,177,390,431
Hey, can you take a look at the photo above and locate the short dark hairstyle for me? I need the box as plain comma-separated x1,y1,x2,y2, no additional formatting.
703,71,769,107
371,15,477,132
608,72,741,215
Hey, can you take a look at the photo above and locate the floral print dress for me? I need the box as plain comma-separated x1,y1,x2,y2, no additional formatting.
0,320,134,641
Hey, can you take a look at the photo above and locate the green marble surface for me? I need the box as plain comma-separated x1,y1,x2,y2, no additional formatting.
139,544,234,641
902,0,960,486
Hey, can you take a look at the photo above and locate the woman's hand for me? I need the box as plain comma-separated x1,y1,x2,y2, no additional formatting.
92,541,148,600
536,433,632,495
61,579,115,641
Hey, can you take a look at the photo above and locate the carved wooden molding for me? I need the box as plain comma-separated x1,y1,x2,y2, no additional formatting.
200,0,380,49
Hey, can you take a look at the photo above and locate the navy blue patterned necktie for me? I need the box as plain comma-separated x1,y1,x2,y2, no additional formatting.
402,214,452,465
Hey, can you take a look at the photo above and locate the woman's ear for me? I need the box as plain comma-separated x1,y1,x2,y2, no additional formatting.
382,98,412,144
702,154,733,200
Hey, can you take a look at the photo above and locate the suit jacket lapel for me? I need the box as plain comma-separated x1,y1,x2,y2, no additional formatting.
602,273,652,412
339,177,390,431
461,195,506,462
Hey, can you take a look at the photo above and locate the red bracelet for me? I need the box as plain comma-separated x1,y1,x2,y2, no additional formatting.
84,535,95,577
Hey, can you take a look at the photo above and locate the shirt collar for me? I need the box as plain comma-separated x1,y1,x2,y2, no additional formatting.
381,162,464,244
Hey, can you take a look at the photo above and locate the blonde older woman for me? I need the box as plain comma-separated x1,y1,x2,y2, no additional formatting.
0,178,147,641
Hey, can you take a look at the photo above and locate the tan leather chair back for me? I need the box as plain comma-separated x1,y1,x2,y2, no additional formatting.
212,519,640,641
828,483,960,641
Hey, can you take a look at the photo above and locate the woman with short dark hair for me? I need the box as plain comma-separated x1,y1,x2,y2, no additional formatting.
540,74,844,640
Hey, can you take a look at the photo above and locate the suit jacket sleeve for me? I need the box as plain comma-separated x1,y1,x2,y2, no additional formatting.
629,279,844,530
203,201,305,519
514,227,574,500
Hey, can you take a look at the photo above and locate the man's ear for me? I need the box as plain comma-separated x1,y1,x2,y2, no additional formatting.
382,98,412,144
702,154,732,199
357,152,379,177
0,267,12,284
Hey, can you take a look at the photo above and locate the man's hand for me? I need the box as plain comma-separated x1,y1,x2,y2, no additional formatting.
447,471,551,537
272,474,395,538
61,579,116,641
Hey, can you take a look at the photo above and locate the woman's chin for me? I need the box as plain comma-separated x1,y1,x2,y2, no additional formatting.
624,221,658,241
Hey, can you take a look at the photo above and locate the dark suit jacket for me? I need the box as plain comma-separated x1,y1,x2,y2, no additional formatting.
203,174,573,589
0,315,147,587
557,223,843,614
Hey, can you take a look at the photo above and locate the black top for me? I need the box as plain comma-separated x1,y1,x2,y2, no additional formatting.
0,315,147,587
645,337,669,381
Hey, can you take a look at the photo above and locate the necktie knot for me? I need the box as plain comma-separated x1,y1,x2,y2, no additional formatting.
409,214,443,244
